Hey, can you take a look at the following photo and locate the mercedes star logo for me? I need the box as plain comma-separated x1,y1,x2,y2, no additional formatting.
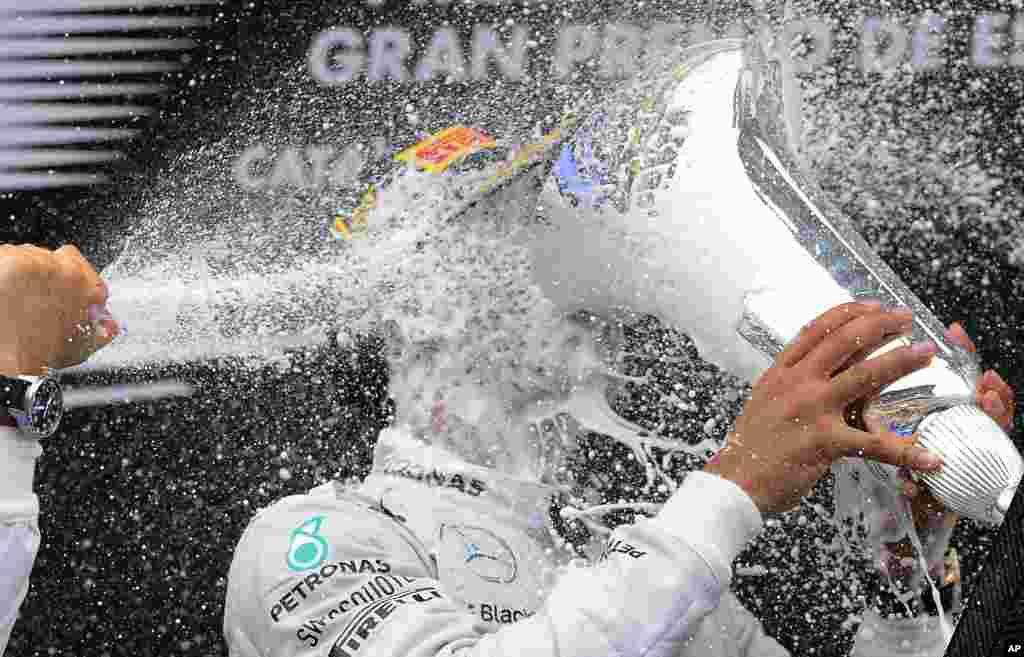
441,524,518,584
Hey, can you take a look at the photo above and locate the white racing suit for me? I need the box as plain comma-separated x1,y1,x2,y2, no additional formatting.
222,427,790,657
0,418,952,657
0,416,786,657
0,422,41,654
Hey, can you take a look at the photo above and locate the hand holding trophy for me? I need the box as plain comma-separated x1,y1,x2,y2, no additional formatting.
531,27,1021,657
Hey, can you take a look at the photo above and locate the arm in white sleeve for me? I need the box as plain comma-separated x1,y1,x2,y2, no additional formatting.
224,471,767,657
0,426,42,657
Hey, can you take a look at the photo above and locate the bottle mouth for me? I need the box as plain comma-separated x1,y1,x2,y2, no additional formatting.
995,486,1018,523
915,405,1023,525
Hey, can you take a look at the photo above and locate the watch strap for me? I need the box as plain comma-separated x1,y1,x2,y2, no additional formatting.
0,377,29,413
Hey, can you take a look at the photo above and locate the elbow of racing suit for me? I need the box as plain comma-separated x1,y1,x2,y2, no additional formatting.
0,426,42,657
224,471,776,657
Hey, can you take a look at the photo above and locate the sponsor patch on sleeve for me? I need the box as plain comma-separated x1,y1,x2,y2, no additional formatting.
599,538,647,561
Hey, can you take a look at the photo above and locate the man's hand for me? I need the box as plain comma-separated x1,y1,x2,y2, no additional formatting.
947,321,1015,431
704,301,943,514
0,244,119,377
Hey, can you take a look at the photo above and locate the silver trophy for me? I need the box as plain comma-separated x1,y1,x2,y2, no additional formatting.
531,34,1022,525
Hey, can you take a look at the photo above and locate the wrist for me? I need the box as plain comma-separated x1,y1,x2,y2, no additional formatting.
704,446,768,512
652,471,764,586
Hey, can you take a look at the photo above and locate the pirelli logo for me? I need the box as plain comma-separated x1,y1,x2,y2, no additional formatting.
329,586,444,657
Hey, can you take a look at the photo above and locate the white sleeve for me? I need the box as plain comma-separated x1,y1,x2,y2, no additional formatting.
0,427,42,657
225,471,767,657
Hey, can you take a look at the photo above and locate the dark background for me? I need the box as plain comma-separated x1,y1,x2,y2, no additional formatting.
1,1,1023,656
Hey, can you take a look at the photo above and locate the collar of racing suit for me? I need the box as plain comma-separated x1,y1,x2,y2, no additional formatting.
362,426,558,535
361,380,653,531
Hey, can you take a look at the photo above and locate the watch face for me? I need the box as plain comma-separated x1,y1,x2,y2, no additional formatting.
29,378,63,437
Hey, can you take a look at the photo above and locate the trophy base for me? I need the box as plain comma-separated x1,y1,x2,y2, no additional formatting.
850,609,951,657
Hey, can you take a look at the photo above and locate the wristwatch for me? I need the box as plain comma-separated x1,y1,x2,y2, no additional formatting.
0,371,64,438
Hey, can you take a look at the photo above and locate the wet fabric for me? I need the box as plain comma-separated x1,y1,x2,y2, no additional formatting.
223,426,786,657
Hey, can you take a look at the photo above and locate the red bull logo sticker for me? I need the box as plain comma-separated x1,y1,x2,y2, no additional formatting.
395,126,497,173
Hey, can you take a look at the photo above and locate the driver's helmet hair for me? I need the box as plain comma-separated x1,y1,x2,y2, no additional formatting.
340,114,748,540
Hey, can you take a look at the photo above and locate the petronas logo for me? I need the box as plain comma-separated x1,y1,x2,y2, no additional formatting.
287,516,329,572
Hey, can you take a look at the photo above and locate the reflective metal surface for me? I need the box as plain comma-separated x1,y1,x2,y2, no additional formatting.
533,37,1022,524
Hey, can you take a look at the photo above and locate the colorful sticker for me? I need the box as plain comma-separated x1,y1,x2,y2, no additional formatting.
477,125,567,196
553,112,614,210
395,126,497,173
330,185,377,241
328,115,576,242
287,515,329,572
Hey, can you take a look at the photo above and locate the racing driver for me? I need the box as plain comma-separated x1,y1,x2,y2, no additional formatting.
0,238,1013,657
